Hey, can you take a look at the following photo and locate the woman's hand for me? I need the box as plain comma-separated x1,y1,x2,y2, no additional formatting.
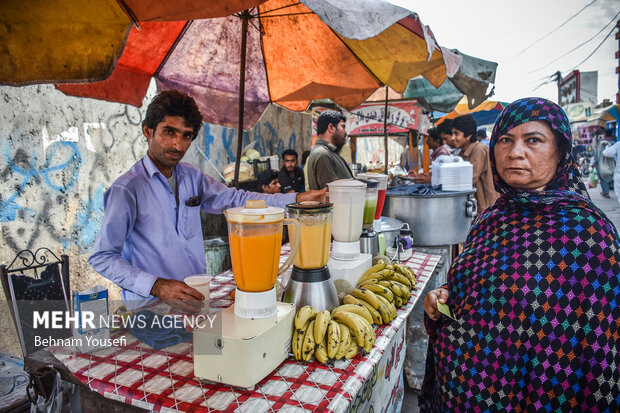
424,288,449,320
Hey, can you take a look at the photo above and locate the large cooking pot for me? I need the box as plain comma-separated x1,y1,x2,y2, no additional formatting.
383,189,477,246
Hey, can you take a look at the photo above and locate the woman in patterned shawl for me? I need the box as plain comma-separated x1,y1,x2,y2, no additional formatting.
420,97,620,412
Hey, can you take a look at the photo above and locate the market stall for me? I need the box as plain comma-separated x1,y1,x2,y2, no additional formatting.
25,246,440,412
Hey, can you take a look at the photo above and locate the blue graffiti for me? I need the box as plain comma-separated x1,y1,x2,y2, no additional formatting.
221,128,236,163
1,141,82,222
203,123,214,160
63,184,105,252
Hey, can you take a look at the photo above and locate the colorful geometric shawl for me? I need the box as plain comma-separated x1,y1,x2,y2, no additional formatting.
420,98,620,412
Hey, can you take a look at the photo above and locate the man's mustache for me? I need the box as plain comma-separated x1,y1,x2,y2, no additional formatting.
165,149,184,156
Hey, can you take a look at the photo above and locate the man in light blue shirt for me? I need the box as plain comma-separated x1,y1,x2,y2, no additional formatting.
89,91,325,309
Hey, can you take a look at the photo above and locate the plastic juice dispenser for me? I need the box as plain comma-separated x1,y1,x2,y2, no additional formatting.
326,179,372,288
357,179,379,256
193,200,300,389
356,173,388,231
283,201,339,311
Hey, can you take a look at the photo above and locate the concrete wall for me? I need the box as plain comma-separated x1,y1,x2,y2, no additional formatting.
0,80,312,355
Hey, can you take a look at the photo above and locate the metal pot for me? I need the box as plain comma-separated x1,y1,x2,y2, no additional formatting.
383,189,477,246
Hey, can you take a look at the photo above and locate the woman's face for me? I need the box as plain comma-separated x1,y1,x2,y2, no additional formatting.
494,120,561,191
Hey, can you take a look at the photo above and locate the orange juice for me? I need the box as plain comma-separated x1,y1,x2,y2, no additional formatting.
288,221,332,269
229,229,283,292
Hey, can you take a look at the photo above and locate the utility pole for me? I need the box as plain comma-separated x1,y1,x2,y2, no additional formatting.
616,19,620,104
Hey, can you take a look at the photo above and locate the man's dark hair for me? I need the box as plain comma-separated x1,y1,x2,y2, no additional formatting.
476,129,487,141
605,129,613,138
427,127,442,143
142,90,203,139
301,150,311,166
452,115,477,142
317,110,346,136
437,119,453,136
282,149,298,160
257,169,279,191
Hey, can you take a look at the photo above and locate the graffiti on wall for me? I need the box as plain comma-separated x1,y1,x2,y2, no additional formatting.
1,87,311,257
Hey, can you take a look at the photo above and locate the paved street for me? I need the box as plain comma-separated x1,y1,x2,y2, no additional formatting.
401,179,620,412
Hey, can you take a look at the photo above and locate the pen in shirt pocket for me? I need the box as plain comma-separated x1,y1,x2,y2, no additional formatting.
185,195,201,207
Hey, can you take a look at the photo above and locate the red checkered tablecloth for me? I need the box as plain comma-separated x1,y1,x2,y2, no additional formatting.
51,249,440,412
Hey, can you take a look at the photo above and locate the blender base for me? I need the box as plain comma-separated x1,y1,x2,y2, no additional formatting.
283,266,339,311
327,253,372,288
193,302,295,389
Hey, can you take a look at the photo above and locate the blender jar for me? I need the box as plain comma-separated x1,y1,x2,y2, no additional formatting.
224,200,299,293
286,202,333,269
327,179,366,242
356,173,388,220
357,179,378,229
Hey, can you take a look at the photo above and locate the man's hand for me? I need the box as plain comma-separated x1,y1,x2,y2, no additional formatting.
424,288,449,320
408,171,431,184
151,278,204,313
296,187,328,203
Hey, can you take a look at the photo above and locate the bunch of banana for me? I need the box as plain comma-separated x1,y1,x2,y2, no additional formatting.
347,262,418,318
291,304,376,364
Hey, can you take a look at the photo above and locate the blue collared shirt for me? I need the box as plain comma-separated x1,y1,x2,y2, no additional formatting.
89,155,296,308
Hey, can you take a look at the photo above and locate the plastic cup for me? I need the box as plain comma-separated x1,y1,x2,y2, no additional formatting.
184,275,212,301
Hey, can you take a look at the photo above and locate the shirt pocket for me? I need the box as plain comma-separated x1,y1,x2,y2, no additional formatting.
182,205,202,239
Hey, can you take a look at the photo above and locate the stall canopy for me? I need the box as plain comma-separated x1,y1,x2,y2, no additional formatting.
402,49,498,113
436,99,508,127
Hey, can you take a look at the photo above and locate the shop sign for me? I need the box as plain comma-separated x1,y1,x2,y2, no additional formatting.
347,100,419,136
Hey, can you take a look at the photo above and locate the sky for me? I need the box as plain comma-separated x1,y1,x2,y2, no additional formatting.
387,0,618,105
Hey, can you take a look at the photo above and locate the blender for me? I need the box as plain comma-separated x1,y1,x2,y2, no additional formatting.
326,179,372,287
193,200,300,389
356,173,388,255
283,202,339,311
357,178,379,256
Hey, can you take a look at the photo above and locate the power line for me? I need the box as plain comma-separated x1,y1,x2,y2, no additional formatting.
514,0,599,57
568,23,616,70
527,11,620,74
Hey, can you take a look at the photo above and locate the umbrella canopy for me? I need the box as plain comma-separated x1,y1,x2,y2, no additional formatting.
436,99,508,127
403,50,498,113
2,0,459,130
0,0,266,84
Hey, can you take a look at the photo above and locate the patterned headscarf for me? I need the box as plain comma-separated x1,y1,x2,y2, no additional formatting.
420,97,620,412
489,96,588,199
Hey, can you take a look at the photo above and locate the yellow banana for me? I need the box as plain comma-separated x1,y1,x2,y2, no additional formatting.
393,293,404,307
326,320,341,359
376,294,397,321
374,296,392,323
293,319,311,360
377,268,395,278
315,336,329,364
357,298,383,325
332,304,373,325
291,327,300,359
379,280,404,298
349,313,375,352
313,310,331,344
359,263,386,281
335,323,351,359
392,280,411,299
391,273,411,289
357,277,382,287
345,339,359,359
302,320,316,361
332,311,369,347
295,305,318,330
343,294,362,305
393,263,409,277
351,288,380,309
364,283,394,303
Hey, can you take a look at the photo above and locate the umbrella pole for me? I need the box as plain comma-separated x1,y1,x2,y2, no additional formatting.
233,12,250,189
383,85,389,175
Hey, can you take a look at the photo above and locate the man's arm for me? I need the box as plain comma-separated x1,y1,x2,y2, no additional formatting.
89,185,159,298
